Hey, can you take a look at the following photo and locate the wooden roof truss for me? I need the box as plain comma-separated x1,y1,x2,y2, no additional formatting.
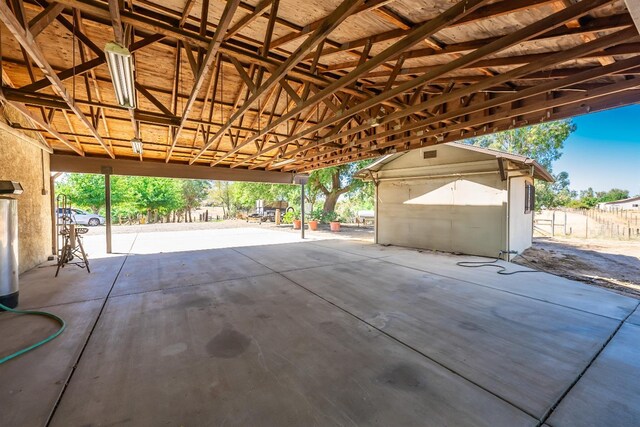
0,0,637,173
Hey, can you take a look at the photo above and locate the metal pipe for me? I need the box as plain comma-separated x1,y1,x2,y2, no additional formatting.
104,172,112,254
300,183,305,239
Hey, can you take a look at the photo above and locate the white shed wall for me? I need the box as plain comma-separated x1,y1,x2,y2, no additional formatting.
603,200,640,210
508,176,534,259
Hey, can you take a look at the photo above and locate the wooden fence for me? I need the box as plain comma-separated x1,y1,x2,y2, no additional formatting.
534,208,640,240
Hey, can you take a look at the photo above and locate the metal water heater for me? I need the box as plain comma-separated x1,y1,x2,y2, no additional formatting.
0,181,23,309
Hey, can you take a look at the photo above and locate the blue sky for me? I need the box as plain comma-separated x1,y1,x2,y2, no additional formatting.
553,104,640,196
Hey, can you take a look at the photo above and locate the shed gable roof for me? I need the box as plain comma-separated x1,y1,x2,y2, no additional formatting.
355,142,554,181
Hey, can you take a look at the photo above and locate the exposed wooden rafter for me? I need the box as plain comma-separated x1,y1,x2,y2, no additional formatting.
0,0,114,157
1,0,637,170
166,0,241,161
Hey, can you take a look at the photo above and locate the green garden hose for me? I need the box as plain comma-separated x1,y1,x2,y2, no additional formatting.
0,303,66,365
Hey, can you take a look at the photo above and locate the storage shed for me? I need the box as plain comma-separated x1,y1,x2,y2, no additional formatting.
356,143,554,260
598,196,640,211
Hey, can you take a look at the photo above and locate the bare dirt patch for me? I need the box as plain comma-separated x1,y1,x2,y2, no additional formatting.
515,237,640,298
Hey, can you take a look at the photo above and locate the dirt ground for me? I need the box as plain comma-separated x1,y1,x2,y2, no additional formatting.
516,237,640,298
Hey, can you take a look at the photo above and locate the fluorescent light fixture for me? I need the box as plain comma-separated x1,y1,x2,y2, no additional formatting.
368,118,381,128
272,158,297,167
105,42,136,109
130,138,143,154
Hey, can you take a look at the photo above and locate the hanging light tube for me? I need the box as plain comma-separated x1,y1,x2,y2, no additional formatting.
130,138,143,154
272,158,297,167
105,42,136,109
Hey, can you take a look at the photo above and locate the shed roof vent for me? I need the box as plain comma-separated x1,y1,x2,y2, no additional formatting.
423,150,437,159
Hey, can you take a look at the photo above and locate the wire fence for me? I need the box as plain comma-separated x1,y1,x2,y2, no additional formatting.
534,208,640,240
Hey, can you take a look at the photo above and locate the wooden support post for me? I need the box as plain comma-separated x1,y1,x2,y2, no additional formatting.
50,173,59,256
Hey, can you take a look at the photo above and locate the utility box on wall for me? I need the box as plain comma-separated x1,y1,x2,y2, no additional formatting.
0,181,23,308
0,197,20,308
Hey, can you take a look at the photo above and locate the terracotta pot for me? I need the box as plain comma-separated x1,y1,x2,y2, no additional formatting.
292,219,301,230
308,220,319,231
330,221,341,232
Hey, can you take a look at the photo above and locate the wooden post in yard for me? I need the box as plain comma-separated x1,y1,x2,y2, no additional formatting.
585,216,589,239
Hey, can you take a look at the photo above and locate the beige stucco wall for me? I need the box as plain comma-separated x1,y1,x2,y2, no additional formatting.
377,174,508,257
508,175,534,258
0,105,52,273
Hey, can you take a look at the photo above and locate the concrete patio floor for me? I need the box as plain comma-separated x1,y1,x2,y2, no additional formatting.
1,228,639,426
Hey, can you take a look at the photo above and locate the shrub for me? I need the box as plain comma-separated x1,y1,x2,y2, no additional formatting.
282,209,298,224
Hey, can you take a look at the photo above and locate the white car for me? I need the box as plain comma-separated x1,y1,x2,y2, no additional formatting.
57,208,105,226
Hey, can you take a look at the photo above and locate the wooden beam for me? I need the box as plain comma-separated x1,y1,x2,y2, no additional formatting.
166,0,241,161
304,0,557,61
296,84,640,171
44,0,451,109
225,0,271,39
0,117,53,153
193,0,367,165
178,0,197,27
107,0,124,44
28,1,65,37
212,0,491,166
135,83,174,116
268,0,393,49
21,33,163,92
2,86,320,143
229,56,257,94
339,29,640,146
323,14,634,73
181,40,199,77
50,154,295,183
0,1,113,157
246,0,618,161
1,94,84,155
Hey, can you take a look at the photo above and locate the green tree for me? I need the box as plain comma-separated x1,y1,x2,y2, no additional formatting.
466,120,576,170
130,177,183,223
596,188,629,202
465,120,576,207
208,181,237,218
308,160,372,213
534,171,574,208
181,180,211,222
56,173,129,213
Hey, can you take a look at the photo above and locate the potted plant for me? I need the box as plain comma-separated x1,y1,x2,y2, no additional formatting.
307,208,322,231
282,208,301,229
324,211,341,232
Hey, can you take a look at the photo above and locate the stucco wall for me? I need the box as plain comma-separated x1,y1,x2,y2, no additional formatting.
508,176,534,257
377,174,508,258
0,105,52,273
